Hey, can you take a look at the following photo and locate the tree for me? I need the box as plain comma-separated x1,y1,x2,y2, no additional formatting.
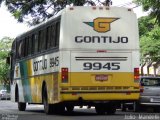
135,0,160,64
0,0,112,25
0,37,13,90
0,63,10,89
139,16,160,61
138,16,155,37
135,0,160,25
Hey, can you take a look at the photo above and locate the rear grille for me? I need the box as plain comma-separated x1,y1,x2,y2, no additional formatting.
61,86,137,92
75,57,128,61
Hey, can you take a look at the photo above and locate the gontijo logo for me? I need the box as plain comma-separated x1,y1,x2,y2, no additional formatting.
84,17,119,33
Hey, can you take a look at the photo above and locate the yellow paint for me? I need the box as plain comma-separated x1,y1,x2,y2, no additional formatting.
94,17,119,32
28,71,139,104
29,73,60,104
61,93,139,101
69,72,138,86
59,72,140,102
27,60,33,76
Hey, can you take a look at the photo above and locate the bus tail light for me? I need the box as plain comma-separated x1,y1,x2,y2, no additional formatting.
97,50,107,53
134,68,139,82
69,7,74,10
61,68,68,83
92,6,96,10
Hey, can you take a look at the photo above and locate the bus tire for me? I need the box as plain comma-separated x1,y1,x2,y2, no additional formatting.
54,103,65,114
66,105,74,113
133,101,140,112
121,103,127,112
43,85,54,114
18,102,26,111
95,104,105,115
106,106,116,115
17,86,26,111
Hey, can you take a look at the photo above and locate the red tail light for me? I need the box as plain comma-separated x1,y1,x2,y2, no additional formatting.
140,88,144,93
61,68,68,83
140,85,144,93
92,6,96,10
69,7,74,10
134,68,139,82
97,50,107,53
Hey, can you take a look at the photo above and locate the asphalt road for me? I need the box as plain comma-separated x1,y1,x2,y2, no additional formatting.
0,100,160,120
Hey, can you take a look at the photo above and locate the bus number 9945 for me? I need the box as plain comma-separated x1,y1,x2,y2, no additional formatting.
83,62,120,70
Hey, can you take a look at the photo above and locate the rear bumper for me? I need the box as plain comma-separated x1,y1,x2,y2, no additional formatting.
140,103,160,106
60,92,140,101
140,96,160,106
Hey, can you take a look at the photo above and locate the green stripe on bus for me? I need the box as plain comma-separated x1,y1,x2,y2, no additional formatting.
20,61,32,102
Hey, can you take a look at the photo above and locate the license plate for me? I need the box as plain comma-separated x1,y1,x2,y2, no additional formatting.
151,98,160,102
95,75,108,81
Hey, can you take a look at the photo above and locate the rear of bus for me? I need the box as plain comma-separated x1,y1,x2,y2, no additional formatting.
59,6,140,109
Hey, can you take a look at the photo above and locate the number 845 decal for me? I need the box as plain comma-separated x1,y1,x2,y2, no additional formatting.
83,62,120,70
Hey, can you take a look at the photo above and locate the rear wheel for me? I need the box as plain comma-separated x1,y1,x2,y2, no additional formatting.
18,102,26,111
106,103,116,115
95,104,105,115
154,107,160,113
121,103,127,111
17,87,26,111
43,85,54,114
133,101,140,112
66,105,74,113
54,103,65,114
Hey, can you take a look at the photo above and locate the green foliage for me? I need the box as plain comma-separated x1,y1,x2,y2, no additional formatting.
0,63,10,86
138,16,155,37
0,0,112,25
0,37,13,51
135,0,160,25
0,37,13,86
139,16,160,61
135,0,160,62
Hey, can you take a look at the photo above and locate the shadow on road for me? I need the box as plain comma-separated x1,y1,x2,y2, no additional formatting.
25,108,125,116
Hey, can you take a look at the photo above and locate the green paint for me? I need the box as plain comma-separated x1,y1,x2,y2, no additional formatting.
20,61,32,102
84,22,94,27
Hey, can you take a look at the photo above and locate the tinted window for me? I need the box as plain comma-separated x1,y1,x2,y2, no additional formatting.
18,40,25,58
39,29,46,51
50,24,56,48
16,41,20,59
46,26,51,49
34,33,39,53
43,29,47,50
25,37,29,56
31,34,35,54
28,36,32,55
55,22,60,47
141,78,160,86
15,18,61,59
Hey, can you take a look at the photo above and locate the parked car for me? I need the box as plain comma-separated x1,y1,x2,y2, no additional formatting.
121,76,160,112
0,89,10,100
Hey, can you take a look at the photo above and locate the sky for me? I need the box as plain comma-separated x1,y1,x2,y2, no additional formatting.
0,0,148,40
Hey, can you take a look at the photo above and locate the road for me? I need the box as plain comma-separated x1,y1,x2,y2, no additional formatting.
0,100,160,120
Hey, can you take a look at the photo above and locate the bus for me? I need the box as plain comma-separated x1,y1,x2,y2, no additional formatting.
8,6,140,115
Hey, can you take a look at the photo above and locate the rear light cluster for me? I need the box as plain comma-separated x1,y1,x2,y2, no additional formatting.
140,85,144,93
61,68,68,83
69,7,74,10
92,6,110,10
97,50,107,53
134,68,139,82
69,7,110,11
